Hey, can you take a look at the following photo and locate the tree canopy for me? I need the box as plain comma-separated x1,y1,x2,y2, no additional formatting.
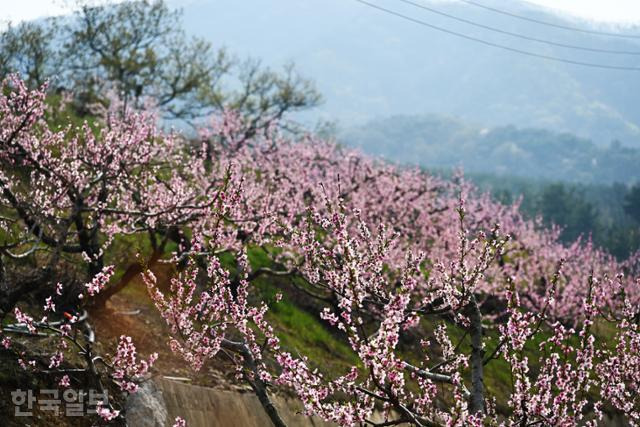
0,0,321,125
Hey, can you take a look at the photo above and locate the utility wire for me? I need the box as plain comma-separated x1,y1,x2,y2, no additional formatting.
459,0,640,39
353,0,640,71
394,0,640,55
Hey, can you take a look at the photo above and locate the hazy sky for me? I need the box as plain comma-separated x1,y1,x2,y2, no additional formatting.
2,0,640,26
526,0,640,23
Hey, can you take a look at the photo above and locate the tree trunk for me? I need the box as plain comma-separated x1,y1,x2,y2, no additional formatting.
222,339,288,427
91,250,162,308
468,295,485,414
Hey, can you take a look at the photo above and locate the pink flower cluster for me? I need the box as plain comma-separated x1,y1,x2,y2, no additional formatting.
111,335,158,393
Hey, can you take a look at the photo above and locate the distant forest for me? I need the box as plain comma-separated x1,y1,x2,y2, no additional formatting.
469,175,640,260
341,114,640,184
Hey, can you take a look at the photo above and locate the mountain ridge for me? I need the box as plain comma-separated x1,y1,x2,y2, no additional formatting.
175,0,640,146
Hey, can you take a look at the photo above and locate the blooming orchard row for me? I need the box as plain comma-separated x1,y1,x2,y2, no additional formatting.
1,76,639,425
